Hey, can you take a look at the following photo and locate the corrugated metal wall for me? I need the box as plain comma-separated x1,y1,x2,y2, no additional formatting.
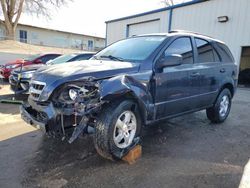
106,11,170,45
106,0,250,65
171,0,250,64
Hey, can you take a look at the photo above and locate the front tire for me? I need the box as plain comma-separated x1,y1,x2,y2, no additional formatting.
94,100,141,160
206,88,232,123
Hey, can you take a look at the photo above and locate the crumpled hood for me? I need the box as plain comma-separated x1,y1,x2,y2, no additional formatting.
32,60,140,101
14,64,45,73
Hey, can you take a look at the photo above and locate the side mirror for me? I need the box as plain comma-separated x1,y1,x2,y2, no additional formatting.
156,54,183,71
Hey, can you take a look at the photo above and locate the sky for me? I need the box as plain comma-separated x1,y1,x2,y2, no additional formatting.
17,0,189,38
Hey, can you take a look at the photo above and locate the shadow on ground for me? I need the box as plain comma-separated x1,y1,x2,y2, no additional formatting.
0,131,42,188
21,109,250,188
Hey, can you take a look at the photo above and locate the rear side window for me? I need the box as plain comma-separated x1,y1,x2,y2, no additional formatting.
165,37,193,64
215,43,234,63
195,38,218,63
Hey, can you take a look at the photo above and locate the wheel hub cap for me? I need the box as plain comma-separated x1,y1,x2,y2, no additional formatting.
219,95,229,117
113,110,137,149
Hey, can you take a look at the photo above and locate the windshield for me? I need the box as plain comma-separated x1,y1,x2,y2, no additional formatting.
24,54,41,61
49,54,77,65
94,36,166,61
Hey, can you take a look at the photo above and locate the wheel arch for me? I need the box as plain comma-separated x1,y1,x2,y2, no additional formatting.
99,75,153,125
220,82,235,97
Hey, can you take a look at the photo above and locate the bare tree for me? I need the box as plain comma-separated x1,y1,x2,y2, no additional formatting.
0,0,72,40
161,0,189,7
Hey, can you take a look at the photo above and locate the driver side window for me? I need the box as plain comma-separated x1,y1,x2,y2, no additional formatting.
165,37,194,64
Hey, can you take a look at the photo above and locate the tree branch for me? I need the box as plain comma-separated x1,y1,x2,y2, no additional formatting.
0,0,11,25
13,0,24,27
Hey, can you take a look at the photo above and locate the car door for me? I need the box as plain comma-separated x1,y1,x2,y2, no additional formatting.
154,37,196,119
188,38,221,109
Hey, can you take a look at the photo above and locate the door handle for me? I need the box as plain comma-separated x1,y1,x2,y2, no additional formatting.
220,68,226,73
190,72,200,77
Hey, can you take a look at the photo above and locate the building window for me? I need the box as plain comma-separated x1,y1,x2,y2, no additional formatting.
88,40,94,50
19,30,27,43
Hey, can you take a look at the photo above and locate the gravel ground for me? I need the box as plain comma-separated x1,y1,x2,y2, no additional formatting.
0,85,250,188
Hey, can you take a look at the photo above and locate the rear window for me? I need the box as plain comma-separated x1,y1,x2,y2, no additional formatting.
195,38,219,63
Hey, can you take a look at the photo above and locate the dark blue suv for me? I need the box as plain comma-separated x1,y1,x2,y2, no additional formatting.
20,31,238,160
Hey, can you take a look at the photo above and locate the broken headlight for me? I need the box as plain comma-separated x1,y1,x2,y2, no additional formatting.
69,88,78,101
57,80,100,104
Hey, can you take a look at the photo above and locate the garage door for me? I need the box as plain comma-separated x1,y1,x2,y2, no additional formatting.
128,20,160,37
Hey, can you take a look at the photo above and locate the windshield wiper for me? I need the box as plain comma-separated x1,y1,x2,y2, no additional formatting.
100,55,125,62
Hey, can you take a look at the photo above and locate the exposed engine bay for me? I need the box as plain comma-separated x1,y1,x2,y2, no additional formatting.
21,77,105,144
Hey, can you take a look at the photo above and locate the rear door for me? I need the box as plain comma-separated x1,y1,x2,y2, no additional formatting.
189,37,221,108
154,36,196,119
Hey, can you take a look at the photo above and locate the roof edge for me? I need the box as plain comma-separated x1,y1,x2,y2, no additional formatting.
105,0,209,23
0,19,105,39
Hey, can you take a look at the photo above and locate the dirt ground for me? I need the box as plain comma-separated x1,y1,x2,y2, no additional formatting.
0,84,250,188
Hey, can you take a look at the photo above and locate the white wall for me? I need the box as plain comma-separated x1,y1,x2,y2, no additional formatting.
128,19,161,37
0,23,105,51
106,10,170,45
0,24,5,39
15,25,105,51
169,0,250,65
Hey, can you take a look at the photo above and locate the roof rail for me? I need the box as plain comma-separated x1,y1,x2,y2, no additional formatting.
170,30,215,39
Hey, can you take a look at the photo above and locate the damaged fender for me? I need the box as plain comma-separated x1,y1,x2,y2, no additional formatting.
99,75,153,123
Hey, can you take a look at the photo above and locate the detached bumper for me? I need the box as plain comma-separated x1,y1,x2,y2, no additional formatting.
20,100,74,135
20,104,47,132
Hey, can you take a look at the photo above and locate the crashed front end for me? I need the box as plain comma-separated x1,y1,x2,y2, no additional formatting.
20,77,103,143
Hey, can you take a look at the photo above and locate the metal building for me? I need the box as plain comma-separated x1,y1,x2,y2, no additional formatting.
105,0,250,72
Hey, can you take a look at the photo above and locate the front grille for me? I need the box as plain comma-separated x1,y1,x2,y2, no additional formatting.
29,80,46,100
36,111,48,122
32,84,45,90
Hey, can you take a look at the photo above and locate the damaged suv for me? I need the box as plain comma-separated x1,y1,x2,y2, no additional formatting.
21,31,238,160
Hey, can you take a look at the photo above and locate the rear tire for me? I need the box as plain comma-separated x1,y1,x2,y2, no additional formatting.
206,88,232,123
94,100,142,160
